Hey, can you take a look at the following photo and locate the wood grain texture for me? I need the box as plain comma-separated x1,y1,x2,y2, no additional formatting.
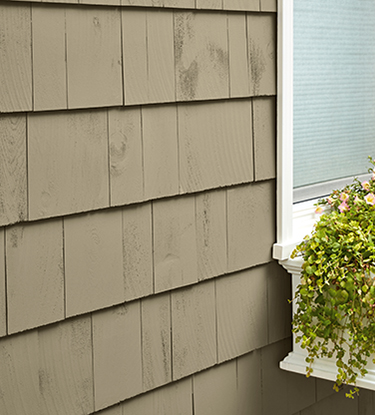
95,404,122,415
0,331,40,415
141,293,171,390
193,361,237,415
147,10,175,103
227,182,275,272
261,0,276,12
237,351,262,415
253,96,276,181
66,7,122,108
82,0,120,5
6,220,64,334
153,197,197,293
32,5,67,111
122,0,195,6
196,0,222,9
172,281,216,379
64,210,124,317
28,110,109,220
247,13,276,96
0,115,27,226
38,317,94,415
0,230,5,337
178,100,253,193
228,13,250,98
122,203,153,301
0,4,32,112
120,378,192,415
122,10,148,105
216,267,268,362
174,12,229,101
92,303,142,410
109,107,144,206
223,0,259,10
195,190,226,280
122,9,174,105
142,105,179,199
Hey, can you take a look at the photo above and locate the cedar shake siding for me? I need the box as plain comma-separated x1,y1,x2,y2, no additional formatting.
0,0,373,414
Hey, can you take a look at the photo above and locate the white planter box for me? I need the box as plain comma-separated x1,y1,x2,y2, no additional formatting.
280,256,375,391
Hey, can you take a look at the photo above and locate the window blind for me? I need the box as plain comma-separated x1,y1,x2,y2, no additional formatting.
293,0,375,192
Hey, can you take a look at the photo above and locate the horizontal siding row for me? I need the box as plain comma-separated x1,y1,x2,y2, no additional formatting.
2,180,276,336
0,263,291,414
5,0,277,11
0,5,276,113
0,97,275,226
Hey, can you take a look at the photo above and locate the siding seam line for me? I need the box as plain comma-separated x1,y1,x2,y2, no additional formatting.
4,230,8,335
64,9,69,108
90,314,96,412
30,4,35,112
107,110,112,207
120,9,125,106
226,13,231,98
62,218,67,319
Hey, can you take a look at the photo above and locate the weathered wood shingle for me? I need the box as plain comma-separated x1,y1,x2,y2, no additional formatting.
6,220,64,334
0,115,27,226
0,5,32,112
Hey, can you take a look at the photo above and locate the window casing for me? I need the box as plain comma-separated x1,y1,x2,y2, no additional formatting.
273,0,375,261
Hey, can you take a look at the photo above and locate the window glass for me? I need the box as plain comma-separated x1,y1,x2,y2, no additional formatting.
293,0,375,191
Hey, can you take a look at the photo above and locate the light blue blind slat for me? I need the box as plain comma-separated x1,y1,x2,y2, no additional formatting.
293,0,375,189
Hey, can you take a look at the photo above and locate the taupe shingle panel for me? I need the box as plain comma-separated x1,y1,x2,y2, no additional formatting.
0,331,40,414
39,317,94,415
228,13,250,98
216,266,268,362
0,115,27,226
122,203,153,301
6,220,64,334
64,210,124,317
66,7,123,109
142,105,179,200
92,304,142,410
253,96,276,181
141,293,172,390
153,196,198,293
109,107,144,206
227,181,275,272
28,111,109,220
178,100,253,193
32,6,67,111
193,361,238,415
0,230,5,337
247,13,276,96
0,5,32,112
195,190,227,281
172,281,216,379
174,12,229,101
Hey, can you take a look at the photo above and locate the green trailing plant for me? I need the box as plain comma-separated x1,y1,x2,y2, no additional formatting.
291,156,375,398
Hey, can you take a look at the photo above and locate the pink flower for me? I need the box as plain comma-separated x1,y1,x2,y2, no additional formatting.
362,181,371,191
327,196,334,205
340,192,349,202
315,206,324,214
338,201,349,212
354,196,361,204
364,193,375,205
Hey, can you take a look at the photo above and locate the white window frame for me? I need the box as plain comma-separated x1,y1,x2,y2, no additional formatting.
273,0,297,261
272,0,370,262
